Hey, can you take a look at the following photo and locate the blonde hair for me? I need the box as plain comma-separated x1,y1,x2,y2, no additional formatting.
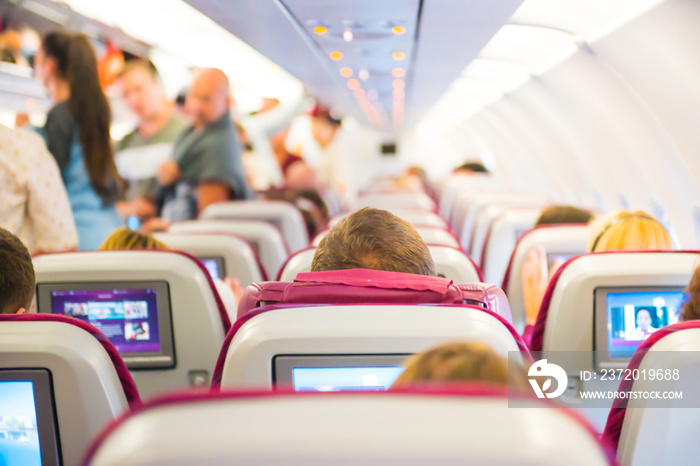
98,228,169,251
391,342,522,388
587,210,673,253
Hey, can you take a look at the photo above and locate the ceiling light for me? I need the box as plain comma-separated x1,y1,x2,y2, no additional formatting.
358,69,370,80
347,79,360,90
339,67,353,78
392,79,405,90
392,67,405,78
392,51,406,61
313,26,328,35
330,51,344,61
392,26,406,35
343,29,354,42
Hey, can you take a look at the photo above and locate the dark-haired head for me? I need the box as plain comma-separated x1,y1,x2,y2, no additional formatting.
454,161,488,174
0,228,35,314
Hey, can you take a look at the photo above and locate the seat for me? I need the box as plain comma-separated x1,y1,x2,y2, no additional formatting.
328,209,448,229
276,245,482,283
501,224,590,333
529,250,699,431
33,250,230,400
479,207,544,284
214,304,527,389
0,314,140,466
353,191,437,211
313,225,460,249
84,386,614,466
456,192,547,250
169,219,287,279
603,322,700,466
200,200,310,253
154,232,265,287
236,269,510,322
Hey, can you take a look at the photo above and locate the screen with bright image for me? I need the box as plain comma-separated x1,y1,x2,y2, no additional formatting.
0,381,42,466
293,367,405,392
202,260,220,281
607,290,685,357
50,288,160,354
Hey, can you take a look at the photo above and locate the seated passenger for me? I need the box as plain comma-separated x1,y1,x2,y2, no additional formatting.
311,207,436,276
588,210,673,252
522,206,594,326
680,265,700,321
0,228,34,315
390,342,525,388
0,124,78,253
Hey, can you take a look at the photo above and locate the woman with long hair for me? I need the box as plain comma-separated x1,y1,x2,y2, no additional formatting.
34,31,124,249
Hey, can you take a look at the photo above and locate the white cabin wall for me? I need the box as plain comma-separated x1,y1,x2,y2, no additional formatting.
446,0,700,247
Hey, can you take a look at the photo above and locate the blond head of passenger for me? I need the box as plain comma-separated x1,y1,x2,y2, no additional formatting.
588,210,673,252
680,265,700,322
98,227,169,251
391,342,516,388
0,228,35,315
311,207,436,276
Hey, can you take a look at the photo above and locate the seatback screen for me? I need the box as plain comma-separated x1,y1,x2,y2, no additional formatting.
596,287,685,367
274,355,409,392
50,288,160,354
37,281,175,369
0,370,60,466
199,257,226,281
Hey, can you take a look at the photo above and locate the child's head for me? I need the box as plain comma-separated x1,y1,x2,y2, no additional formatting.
0,228,35,314
391,341,518,388
98,227,169,251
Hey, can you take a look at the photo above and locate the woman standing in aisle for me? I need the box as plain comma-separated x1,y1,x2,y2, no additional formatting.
34,31,124,249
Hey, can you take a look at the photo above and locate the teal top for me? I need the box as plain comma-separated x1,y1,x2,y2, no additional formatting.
39,102,123,250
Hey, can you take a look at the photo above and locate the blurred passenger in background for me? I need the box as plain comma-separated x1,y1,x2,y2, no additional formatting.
114,60,188,221
34,31,124,250
587,210,673,252
680,265,700,322
453,161,489,175
0,124,78,253
535,205,593,226
155,68,252,223
0,228,35,315
312,207,435,276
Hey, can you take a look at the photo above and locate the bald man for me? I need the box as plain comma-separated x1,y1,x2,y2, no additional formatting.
157,68,252,221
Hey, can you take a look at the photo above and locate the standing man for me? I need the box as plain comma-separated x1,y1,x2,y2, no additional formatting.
114,60,189,221
157,68,252,222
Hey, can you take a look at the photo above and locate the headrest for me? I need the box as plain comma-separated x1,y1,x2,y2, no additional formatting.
83,385,615,466
237,269,511,322
0,314,141,408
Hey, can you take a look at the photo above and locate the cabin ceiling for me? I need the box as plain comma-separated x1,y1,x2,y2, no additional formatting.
184,0,524,131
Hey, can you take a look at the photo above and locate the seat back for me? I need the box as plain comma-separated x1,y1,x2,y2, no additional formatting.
85,387,614,466
480,207,544,285
0,314,139,466
530,251,699,431
502,225,589,333
313,226,460,248
603,322,700,466
169,219,287,279
154,232,264,287
33,251,229,400
237,269,510,322
216,304,527,389
353,192,436,211
328,209,447,229
277,246,482,283
200,200,309,253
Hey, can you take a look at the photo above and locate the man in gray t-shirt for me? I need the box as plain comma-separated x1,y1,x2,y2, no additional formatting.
157,68,252,222
114,61,188,220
